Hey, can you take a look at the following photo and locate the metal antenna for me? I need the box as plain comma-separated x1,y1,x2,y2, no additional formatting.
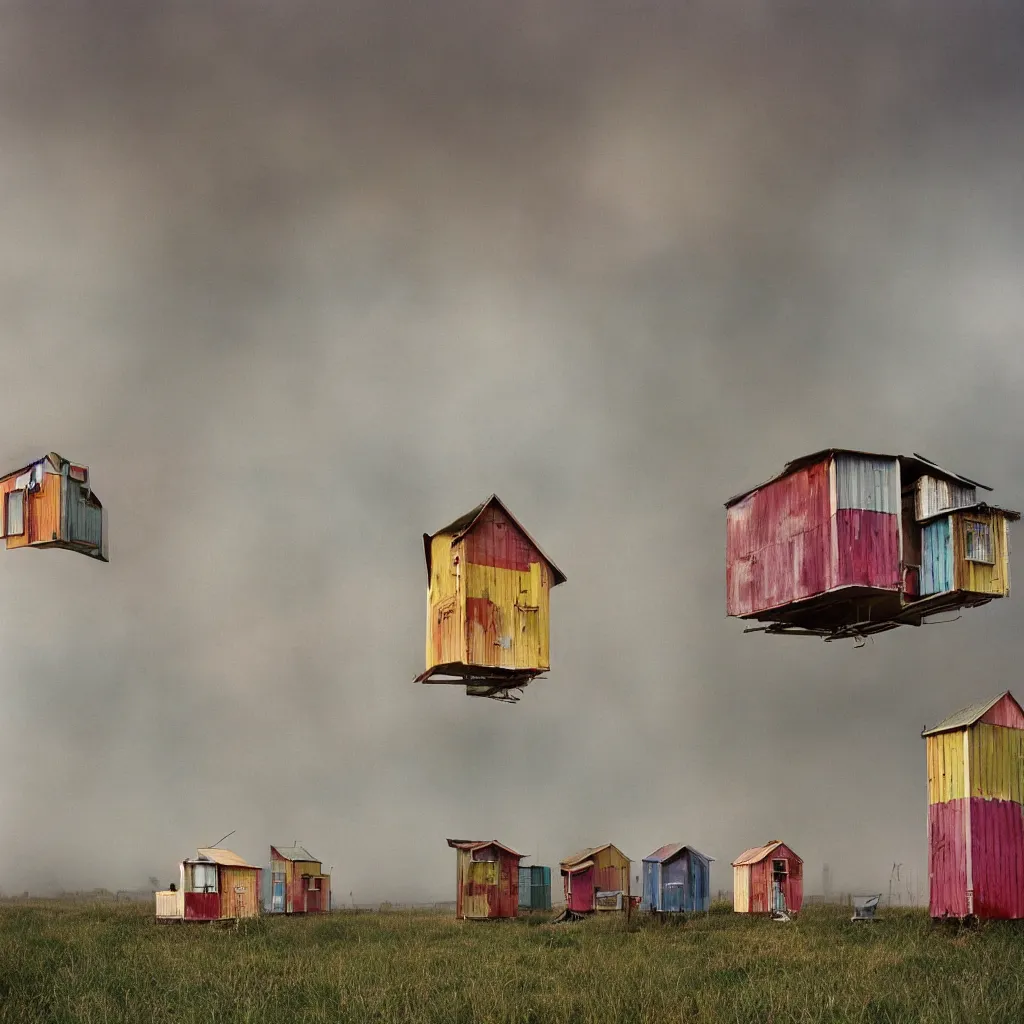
208,830,235,849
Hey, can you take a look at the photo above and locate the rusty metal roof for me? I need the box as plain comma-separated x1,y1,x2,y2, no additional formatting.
724,449,991,508
643,844,715,864
560,843,629,869
424,495,566,585
732,841,786,867
271,845,317,862
445,838,524,857
922,692,1021,736
918,502,1020,524
193,848,256,868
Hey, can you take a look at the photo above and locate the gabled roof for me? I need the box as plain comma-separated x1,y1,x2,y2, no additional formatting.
731,840,801,867
643,843,715,865
922,691,1023,736
918,502,1020,525
271,845,318,862
423,495,566,585
446,838,524,857
559,843,629,870
193,848,256,868
724,449,992,508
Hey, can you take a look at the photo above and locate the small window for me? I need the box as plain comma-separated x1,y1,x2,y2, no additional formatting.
192,863,218,893
772,860,787,875
5,490,25,537
308,878,320,890
964,520,994,564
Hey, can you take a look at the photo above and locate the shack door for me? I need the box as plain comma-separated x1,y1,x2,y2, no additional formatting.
303,877,321,913
497,859,517,917
771,859,788,913
567,867,594,913
465,860,496,919
271,873,285,913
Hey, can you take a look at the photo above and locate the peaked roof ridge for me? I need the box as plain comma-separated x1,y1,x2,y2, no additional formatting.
922,691,1020,736
425,494,566,585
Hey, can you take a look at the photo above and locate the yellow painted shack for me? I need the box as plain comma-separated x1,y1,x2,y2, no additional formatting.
0,453,107,561
155,848,261,923
560,844,631,914
416,495,565,701
268,845,331,913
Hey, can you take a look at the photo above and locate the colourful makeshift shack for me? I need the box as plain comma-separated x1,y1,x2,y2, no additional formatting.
725,450,1017,638
560,844,631,914
732,841,803,916
268,845,331,914
447,839,523,919
518,865,552,911
924,690,1024,920
642,844,714,914
154,848,261,922
417,495,566,701
1,453,107,561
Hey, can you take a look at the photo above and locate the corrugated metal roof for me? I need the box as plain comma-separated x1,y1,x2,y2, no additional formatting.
560,845,608,868
918,502,1021,524
446,838,524,857
725,449,992,508
193,848,256,868
922,692,1020,736
272,845,317,862
731,841,783,867
424,495,566,585
643,844,715,864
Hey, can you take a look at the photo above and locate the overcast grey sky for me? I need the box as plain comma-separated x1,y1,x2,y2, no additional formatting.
2,2,1023,901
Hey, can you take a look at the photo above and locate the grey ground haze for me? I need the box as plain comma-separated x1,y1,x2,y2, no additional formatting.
2,2,1023,902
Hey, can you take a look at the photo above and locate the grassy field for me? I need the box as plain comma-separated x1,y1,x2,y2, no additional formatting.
0,901,1021,1023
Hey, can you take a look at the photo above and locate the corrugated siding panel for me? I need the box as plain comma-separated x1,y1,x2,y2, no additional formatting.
426,535,463,670
835,455,899,513
155,890,183,918
690,854,711,912
921,517,954,595
219,867,260,919
915,475,977,522
726,459,833,617
971,798,1024,919
953,512,1011,597
969,724,1024,804
519,866,532,909
642,861,659,911
27,473,62,545
927,730,966,804
733,865,750,913
593,847,630,896
749,858,771,913
464,562,549,672
65,478,103,549
928,799,968,918
981,695,1024,730
834,510,900,589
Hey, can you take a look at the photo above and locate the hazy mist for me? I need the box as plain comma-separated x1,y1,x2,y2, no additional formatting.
2,2,1024,902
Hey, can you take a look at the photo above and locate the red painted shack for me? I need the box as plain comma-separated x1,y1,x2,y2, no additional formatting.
560,844,631,914
731,841,803,916
154,848,261,923
418,496,566,701
924,691,1024,920
447,839,523,920
268,846,331,914
725,450,1018,638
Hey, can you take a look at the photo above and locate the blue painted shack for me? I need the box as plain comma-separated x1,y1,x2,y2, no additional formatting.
642,844,714,914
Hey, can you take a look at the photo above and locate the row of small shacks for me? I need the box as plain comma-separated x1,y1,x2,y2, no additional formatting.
155,845,330,922
447,838,804,920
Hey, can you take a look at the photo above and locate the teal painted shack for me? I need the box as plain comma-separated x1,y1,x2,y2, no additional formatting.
642,845,714,913
518,865,552,911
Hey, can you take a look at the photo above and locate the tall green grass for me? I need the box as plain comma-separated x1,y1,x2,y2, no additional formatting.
0,900,1021,1023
